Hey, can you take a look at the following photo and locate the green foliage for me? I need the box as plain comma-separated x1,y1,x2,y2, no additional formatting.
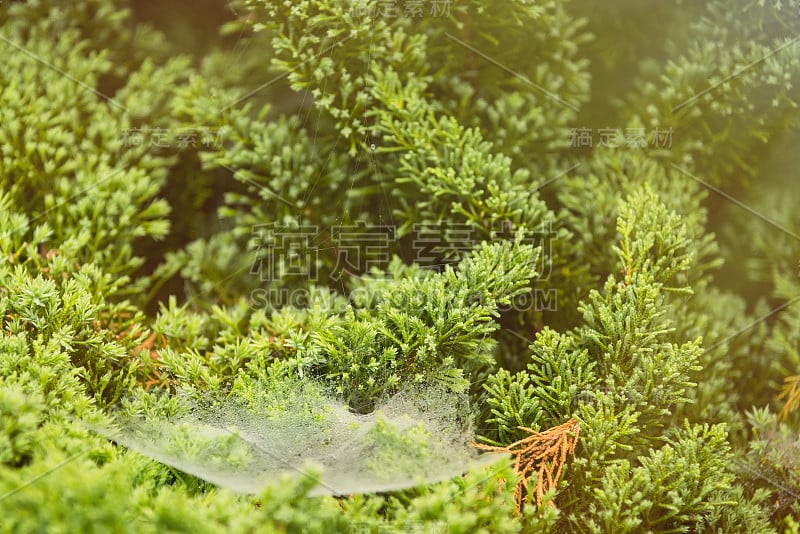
2,0,800,531
622,1,800,186
583,422,743,533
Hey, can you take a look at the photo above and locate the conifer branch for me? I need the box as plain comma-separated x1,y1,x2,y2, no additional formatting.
473,418,580,513
778,375,800,420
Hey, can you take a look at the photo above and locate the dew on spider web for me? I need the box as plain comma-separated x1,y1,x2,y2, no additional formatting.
91,381,506,496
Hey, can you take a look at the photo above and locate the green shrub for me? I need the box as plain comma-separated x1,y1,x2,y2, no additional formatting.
1,0,799,532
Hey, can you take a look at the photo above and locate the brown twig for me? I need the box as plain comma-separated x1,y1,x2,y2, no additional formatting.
473,418,580,513
778,375,800,420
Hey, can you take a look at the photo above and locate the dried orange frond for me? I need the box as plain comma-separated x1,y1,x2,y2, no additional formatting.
474,418,580,514
778,375,800,420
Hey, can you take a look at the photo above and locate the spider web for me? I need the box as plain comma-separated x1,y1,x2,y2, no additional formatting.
91,381,506,496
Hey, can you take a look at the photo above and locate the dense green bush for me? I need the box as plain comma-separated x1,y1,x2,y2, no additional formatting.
1,0,799,532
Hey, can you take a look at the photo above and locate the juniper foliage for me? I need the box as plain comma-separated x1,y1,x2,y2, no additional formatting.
1,0,800,532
